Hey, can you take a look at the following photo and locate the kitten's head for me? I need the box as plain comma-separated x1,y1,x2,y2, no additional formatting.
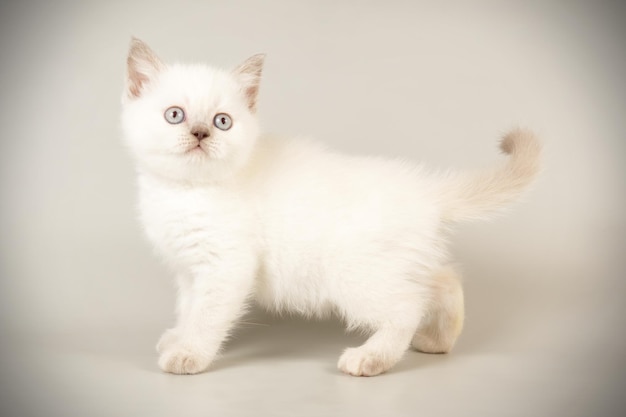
121,38,264,183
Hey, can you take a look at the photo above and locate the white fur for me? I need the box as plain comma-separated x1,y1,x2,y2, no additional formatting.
121,39,541,376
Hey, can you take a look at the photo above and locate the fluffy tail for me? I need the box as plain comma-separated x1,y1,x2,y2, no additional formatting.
439,128,542,223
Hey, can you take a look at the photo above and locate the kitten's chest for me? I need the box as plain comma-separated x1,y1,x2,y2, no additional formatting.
137,179,248,266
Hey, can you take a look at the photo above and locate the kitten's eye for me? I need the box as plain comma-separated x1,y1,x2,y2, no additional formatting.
164,106,185,124
213,113,232,131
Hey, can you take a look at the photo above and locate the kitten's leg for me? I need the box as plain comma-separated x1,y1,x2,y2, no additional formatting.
156,273,194,354
157,261,256,375
411,266,464,354
336,266,432,377
336,266,462,376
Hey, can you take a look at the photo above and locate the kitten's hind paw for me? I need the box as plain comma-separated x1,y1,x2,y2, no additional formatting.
411,333,453,354
158,346,212,375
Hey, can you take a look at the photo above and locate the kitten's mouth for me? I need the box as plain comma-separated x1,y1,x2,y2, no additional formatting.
185,143,208,156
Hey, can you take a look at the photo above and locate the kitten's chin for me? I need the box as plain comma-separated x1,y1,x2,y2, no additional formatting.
137,151,239,185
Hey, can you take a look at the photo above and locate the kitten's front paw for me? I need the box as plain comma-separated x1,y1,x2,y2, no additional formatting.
158,346,212,375
338,348,389,377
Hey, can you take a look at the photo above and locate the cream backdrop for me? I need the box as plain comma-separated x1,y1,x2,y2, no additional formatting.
1,1,624,416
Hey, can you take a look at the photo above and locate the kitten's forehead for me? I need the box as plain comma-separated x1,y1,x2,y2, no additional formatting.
158,64,240,107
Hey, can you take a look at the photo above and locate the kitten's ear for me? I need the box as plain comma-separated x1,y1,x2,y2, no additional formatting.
125,37,164,100
233,54,266,112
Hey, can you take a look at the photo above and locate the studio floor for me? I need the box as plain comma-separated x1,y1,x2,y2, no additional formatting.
3,261,624,417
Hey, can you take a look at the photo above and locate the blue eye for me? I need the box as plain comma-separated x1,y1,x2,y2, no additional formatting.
213,113,232,130
164,106,185,124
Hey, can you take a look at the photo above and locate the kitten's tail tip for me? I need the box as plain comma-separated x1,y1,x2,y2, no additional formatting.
499,127,542,157
440,127,542,223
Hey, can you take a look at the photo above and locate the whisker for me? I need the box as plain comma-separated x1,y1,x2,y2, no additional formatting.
237,321,271,327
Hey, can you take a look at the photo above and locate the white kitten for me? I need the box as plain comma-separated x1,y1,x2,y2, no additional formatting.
121,38,541,377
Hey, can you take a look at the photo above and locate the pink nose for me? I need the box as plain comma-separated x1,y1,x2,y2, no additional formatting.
191,127,209,140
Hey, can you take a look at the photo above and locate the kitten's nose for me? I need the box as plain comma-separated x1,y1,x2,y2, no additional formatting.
191,126,210,140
